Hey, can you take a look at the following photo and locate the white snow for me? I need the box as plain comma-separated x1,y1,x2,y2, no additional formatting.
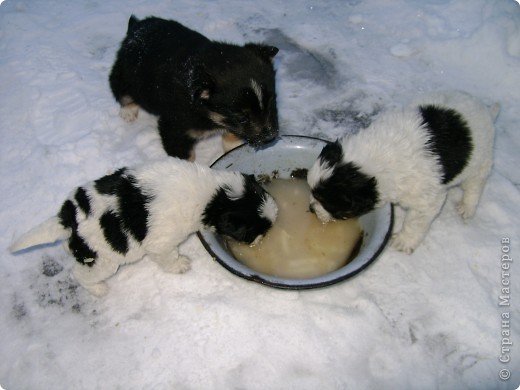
1,0,519,389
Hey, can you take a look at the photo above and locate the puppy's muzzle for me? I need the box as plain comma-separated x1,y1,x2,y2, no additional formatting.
249,129,278,146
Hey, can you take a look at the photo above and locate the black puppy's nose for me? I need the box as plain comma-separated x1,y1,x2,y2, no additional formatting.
262,136,276,145
309,204,316,214
260,128,277,143
252,133,277,148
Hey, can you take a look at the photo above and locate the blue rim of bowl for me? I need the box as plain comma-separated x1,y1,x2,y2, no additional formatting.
197,135,394,290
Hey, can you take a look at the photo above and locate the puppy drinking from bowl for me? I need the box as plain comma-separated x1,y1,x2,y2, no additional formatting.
307,90,499,254
10,158,278,296
109,15,280,160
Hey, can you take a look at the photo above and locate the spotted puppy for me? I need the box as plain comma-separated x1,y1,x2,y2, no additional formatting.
10,158,278,296
307,90,498,254
109,15,279,160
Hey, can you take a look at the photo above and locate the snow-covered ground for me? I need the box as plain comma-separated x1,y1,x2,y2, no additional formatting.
1,0,519,388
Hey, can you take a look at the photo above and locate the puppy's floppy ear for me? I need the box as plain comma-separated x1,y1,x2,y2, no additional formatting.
329,162,379,218
243,174,264,195
319,139,343,166
245,43,279,62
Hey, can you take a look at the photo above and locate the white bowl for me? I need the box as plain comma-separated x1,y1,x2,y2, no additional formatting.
198,135,394,289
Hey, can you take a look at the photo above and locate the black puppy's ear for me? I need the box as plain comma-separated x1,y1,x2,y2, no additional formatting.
127,15,140,33
319,139,343,166
244,174,258,186
243,174,265,196
245,43,279,62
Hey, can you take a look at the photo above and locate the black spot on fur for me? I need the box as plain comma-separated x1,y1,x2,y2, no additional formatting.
420,105,473,184
202,175,273,244
100,211,129,254
312,162,379,219
68,233,98,266
319,140,344,167
58,200,78,230
58,200,97,265
74,187,91,216
116,175,150,243
94,168,127,195
95,169,151,243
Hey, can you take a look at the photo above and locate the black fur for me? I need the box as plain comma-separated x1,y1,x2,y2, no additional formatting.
109,15,279,159
202,175,273,244
116,174,151,243
58,199,78,231
100,211,129,254
94,168,127,195
318,140,344,167
419,105,474,184
312,142,379,219
95,169,151,242
58,200,98,265
74,187,91,216
65,168,152,262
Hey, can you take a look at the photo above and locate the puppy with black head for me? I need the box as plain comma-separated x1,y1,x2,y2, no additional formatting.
10,158,278,296
307,90,499,254
109,15,279,160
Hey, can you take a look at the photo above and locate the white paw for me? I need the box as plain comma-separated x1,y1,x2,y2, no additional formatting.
391,233,416,255
84,282,109,297
456,202,475,221
161,256,191,274
119,104,139,122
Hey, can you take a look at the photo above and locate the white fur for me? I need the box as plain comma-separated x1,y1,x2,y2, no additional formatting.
310,90,497,254
119,95,139,122
251,79,263,110
9,217,69,252
308,195,333,223
308,162,336,223
260,194,278,222
10,158,274,296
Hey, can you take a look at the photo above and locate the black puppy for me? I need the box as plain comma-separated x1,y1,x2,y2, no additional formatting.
109,15,280,159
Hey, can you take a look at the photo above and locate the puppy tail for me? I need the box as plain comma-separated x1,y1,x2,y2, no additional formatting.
9,217,69,253
489,101,501,122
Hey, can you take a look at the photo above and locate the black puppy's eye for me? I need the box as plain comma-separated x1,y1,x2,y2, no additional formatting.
238,114,249,124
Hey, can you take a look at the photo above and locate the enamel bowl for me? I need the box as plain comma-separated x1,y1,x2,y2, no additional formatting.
198,135,393,289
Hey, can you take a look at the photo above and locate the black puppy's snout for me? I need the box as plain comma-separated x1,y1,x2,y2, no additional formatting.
261,130,277,143
309,203,316,214
249,131,277,147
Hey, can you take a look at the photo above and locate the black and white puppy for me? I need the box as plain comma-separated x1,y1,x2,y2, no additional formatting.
109,15,279,160
307,90,499,254
10,158,278,296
